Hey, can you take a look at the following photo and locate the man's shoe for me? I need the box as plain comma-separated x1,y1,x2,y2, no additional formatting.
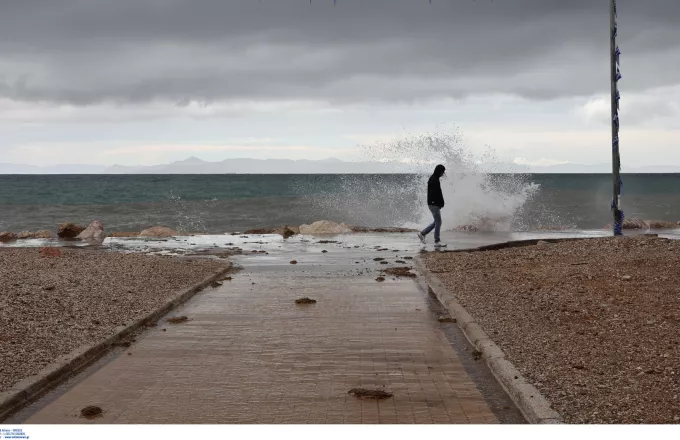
417,232,426,244
434,242,447,248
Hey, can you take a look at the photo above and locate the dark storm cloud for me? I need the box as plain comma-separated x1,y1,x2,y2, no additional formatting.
0,0,679,105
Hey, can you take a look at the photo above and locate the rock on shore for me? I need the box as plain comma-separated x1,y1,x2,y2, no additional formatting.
604,217,680,230
138,226,178,237
34,230,53,239
57,222,86,238
243,226,298,238
0,232,17,242
77,220,105,241
299,220,352,235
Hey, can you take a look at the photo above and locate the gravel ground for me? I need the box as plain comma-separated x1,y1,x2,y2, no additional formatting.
0,248,227,393
422,236,680,424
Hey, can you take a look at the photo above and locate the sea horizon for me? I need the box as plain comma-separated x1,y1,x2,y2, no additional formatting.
2,173,680,234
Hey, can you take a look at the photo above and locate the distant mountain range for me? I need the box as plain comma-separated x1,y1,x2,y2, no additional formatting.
1,157,679,174
102,157,410,174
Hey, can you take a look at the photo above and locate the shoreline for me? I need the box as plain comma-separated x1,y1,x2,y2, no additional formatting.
2,216,680,246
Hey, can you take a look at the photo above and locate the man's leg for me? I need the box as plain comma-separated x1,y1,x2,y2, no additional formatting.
419,206,438,243
421,221,435,236
431,206,442,243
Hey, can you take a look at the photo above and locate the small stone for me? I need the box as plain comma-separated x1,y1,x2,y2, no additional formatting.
80,405,103,419
167,316,189,324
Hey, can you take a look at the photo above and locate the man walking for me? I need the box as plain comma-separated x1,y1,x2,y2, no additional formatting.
418,164,447,248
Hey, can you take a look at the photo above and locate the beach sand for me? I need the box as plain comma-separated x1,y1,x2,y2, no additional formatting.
0,247,227,393
423,236,680,423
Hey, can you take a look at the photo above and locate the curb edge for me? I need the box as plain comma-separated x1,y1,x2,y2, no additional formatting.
0,263,232,422
413,256,563,424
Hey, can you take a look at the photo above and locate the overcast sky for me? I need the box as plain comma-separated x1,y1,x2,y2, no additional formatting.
1,0,679,167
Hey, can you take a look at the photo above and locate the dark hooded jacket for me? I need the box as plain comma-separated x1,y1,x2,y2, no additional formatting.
427,165,445,208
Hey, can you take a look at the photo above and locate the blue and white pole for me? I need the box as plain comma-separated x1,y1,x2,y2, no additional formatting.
610,0,624,235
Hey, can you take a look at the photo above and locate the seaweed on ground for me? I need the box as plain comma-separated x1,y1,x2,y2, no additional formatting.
347,388,393,399
80,406,103,419
167,316,189,324
382,267,416,278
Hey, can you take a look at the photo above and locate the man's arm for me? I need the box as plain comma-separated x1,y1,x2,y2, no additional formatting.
436,180,444,208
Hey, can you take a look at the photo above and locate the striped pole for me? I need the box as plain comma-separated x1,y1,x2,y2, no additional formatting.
610,0,623,235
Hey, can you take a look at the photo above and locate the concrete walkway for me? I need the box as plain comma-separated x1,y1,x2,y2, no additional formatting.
13,237,523,424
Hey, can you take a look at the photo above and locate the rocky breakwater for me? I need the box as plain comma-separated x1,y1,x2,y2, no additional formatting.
0,230,53,242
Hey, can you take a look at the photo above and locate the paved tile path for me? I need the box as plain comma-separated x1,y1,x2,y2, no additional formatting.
20,247,515,424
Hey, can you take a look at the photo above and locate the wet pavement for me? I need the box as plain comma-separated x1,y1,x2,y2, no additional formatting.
4,231,528,424
6,229,679,424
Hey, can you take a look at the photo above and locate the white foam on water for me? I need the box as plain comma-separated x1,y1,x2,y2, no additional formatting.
360,129,542,231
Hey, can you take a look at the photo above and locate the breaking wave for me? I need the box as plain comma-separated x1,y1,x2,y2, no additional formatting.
310,129,568,232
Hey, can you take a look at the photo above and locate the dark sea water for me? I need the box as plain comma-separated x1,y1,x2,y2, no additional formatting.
0,174,679,233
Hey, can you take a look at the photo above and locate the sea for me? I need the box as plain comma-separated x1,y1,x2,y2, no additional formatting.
1,173,679,234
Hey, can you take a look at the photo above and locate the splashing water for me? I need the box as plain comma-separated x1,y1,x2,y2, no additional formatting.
351,129,550,232
164,191,211,233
